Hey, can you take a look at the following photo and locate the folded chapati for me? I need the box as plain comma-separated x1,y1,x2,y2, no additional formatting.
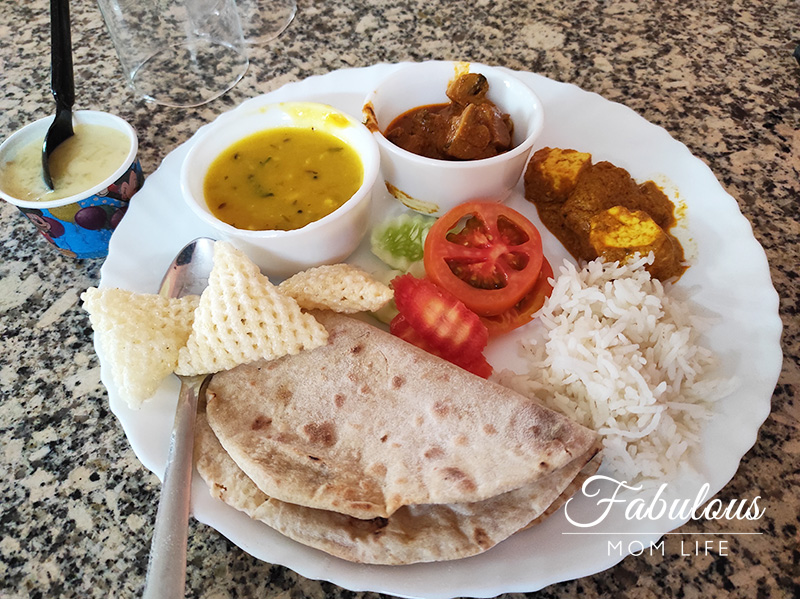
195,407,602,564
205,311,599,519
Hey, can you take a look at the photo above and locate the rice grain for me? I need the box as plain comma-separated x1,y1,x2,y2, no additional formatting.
499,254,733,484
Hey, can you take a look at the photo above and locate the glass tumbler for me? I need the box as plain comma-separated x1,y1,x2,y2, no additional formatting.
97,0,249,108
236,0,297,44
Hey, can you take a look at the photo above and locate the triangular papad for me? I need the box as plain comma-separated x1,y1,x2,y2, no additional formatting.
176,241,328,376
277,264,393,313
81,287,199,408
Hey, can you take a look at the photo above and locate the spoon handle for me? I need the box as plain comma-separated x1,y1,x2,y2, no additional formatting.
50,0,74,109
141,375,206,599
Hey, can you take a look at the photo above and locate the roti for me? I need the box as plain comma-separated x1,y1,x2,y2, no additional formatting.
205,311,599,519
195,407,602,564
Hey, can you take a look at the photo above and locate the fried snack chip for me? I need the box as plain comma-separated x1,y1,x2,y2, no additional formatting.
176,241,328,376
81,287,199,409
277,263,393,314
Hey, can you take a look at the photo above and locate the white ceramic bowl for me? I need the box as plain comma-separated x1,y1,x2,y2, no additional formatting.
181,101,380,279
363,61,545,216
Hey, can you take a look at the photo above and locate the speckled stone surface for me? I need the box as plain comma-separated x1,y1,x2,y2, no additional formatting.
1,1,798,598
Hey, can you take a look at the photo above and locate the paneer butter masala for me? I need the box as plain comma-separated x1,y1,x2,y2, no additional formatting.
524,147,687,281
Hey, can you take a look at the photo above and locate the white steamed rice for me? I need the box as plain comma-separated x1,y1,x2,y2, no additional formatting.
498,254,734,484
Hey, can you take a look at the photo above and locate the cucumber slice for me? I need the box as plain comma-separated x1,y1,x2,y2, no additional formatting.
370,212,436,271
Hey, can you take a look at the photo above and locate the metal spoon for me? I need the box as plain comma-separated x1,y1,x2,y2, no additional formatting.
42,0,75,190
142,237,216,599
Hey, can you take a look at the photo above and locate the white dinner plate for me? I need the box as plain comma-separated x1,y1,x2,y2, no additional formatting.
98,63,783,598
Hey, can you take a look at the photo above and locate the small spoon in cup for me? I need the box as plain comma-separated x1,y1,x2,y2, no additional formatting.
42,0,75,190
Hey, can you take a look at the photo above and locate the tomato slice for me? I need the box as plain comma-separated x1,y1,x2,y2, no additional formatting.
481,257,554,336
390,313,493,378
423,201,544,316
391,274,488,360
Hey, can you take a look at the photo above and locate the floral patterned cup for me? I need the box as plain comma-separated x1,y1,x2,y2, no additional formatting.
0,110,142,259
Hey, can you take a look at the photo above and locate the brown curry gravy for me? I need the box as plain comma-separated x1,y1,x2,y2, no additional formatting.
524,147,687,281
383,73,514,161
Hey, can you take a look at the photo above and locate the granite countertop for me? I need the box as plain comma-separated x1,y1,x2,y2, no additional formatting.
1,0,798,597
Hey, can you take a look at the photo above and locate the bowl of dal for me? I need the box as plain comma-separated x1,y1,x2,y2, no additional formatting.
0,110,142,259
180,101,380,278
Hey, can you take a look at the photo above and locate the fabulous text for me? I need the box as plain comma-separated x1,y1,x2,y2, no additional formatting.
564,475,766,528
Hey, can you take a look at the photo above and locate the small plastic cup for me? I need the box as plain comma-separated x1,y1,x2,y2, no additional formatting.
0,110,142,259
